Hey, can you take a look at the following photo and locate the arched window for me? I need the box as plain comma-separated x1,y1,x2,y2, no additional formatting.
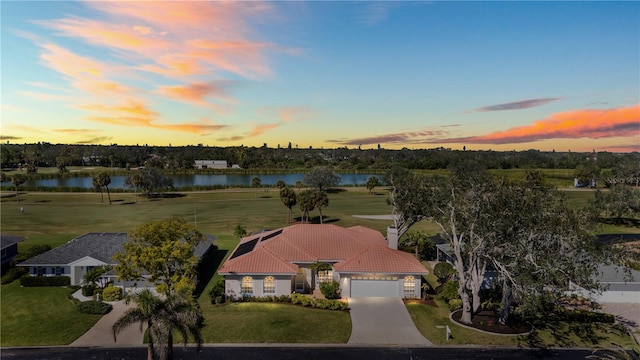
241,276,253,294
264,276,276,294
403,276,416,295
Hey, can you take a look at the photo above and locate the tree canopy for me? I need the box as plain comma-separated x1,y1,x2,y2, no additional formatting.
304,167,340,191
114,217,205,296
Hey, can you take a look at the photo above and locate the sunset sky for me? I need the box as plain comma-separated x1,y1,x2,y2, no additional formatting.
1,1,639,152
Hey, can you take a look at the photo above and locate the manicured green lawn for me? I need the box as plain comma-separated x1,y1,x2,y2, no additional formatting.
0,282,102,346
199,302,351,343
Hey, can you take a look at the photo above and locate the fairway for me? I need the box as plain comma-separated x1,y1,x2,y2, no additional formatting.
0,187,438,251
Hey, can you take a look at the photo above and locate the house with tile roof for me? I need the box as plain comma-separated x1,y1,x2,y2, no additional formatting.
218,224,428,299
17,233,215,291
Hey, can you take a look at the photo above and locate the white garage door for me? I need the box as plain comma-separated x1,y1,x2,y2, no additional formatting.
351,279,399,297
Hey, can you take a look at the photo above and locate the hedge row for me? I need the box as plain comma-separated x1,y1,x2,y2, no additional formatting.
236,295,291,303
1,267,27,284
20,275,70,287
291,293,348,310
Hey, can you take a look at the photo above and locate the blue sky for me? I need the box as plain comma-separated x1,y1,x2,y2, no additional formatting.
1,1,638,151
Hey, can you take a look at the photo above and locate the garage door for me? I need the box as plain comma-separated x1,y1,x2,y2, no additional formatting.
351,279,399,297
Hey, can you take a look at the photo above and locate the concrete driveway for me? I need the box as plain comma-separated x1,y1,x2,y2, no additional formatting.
70,300,145,347
348,297,432,345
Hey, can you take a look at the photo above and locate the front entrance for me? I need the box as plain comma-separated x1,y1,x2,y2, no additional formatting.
294,269,307,293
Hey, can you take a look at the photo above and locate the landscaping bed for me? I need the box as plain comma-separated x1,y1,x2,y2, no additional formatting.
451,310,532,335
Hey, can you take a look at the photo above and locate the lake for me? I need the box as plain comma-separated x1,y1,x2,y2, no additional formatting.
2,173,384,189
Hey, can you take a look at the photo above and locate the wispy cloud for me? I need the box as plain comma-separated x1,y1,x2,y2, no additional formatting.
53,128,99,134
472,98,562,112
75,136,113,144
10,125,47,134
244,106,317,138
327,129,449,146
0,135,22,141
359,2,396,26
446,103,640,144
156,81,234,106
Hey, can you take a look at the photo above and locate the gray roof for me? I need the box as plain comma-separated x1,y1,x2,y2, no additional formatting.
18,233,216,266
1,235,26,250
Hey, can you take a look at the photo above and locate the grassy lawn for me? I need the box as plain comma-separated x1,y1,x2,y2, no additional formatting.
0,282,102,346
198,302,351,343
408,263,638,348
1,187,636,346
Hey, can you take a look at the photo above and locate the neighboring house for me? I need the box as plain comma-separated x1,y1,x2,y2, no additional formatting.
218,224,428,299
1,234,25,269
570,265,640,303
194,160,227,169
17,233,215,292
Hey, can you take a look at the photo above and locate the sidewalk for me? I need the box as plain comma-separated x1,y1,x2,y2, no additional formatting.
70,290,145,347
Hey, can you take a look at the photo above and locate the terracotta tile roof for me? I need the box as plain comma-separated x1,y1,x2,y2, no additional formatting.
333,247,428,274
220,224,427,275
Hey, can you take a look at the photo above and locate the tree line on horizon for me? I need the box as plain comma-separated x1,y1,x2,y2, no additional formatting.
2,142,639,174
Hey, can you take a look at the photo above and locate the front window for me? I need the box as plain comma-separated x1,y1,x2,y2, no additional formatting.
263,276,276,294
403,276,416,295
241,276,254,295
318,270,333,283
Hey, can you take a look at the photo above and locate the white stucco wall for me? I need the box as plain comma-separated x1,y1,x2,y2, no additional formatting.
225,275,292,300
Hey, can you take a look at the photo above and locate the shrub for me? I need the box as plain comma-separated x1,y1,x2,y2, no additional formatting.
1,267,27,284
320,281,341,300
102,285,122,301
448,299,462,311
81,284,95,297
20,275,70,287
438,281,460,302
77,300,112,315
12,245,52,265
481,300,501,312
433,262,455,283
208,278,226,302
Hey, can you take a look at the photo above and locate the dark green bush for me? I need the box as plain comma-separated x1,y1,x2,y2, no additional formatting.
433,262,455,283
320,281,341,300
448,299,462,311
77,300,112,315
13,245,52,265
208,278,226,301
438,280,460,302
1,267,27,284
20,275,70,287
81,284,95,297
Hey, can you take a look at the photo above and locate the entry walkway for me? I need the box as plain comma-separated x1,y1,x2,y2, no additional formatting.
70,293,145,347
348,297,432,345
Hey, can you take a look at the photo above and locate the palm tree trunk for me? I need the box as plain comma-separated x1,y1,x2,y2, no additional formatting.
99,186,104,203
318,207,323,224
106,185,112,205
15,188,19,204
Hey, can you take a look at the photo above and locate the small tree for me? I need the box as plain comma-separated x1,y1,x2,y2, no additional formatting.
11,173,26,204
594,185,640,225
83,265,112,290
304,167,341,191
234,224,247,238
276,180,286,189
313,190,329,224
125,173,144,203
298,189,316,223
96,172,112,205
366,176,380,194
92,175,104,203
251,177,261,199
399,231,434,261
295,180,303,193
279,186,298,223
433,262,455,284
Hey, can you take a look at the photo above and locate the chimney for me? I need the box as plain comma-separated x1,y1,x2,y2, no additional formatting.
386,226,399,250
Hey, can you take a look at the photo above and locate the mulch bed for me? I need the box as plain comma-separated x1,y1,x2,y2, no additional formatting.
451,310,532,335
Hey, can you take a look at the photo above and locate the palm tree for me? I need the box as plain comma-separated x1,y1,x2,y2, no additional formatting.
92,175,104,203
295,180,303,193
276,180,286,189
11,174,26,204
113,290,203,360
279,186,297,223
251,176,261,199
96,172,112,205
313,190,329,224
125,173,144,203
298,189,315,223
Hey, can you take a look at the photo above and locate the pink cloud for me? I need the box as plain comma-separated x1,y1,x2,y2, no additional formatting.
156,81,233,105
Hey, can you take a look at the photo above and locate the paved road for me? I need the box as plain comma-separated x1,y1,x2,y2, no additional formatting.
0,346,616,360
348,297,432,345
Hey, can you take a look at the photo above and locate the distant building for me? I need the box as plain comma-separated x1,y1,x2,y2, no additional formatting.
194,160,227,169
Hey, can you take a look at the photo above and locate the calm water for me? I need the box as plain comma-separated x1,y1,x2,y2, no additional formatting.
2,173,383,189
